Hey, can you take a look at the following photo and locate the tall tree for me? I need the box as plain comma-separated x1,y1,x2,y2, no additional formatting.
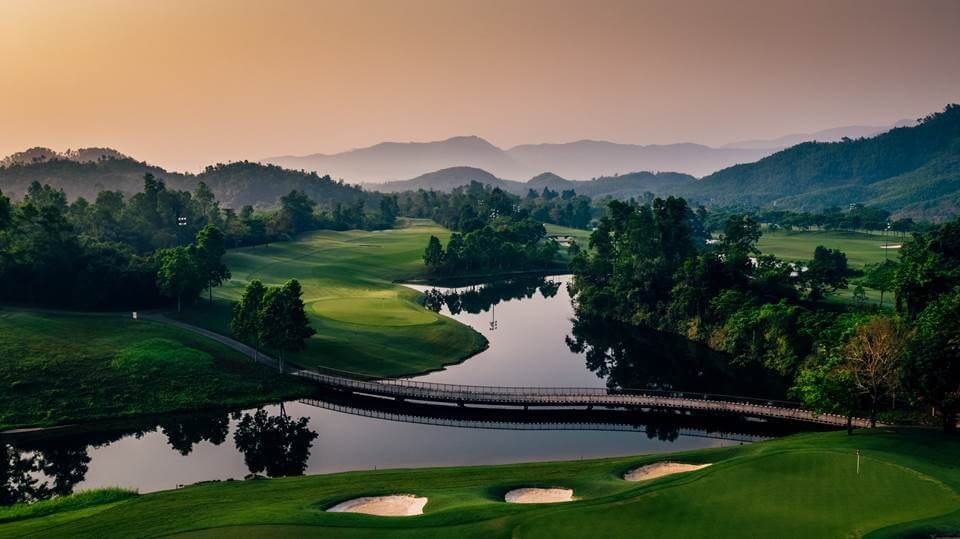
845,316,905,427
862,260,898,308
423,235,444,270
278,190,316,235
0,190,11,230
231,280,266,360
903,291,960,432
805,246,849,300
195,225,231,303
156,246,204,313
258,279,315,371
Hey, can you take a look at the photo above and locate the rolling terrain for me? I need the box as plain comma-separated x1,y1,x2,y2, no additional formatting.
687,105,960,219
2,428,956,538
177,220,487,377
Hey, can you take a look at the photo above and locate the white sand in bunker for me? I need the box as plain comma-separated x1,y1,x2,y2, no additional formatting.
327,495,428,516
624,461,712,482
504,488,574,504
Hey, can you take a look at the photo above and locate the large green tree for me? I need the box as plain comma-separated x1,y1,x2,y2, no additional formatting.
258,279,315,371
156,246,204,313
231,280,266,360
804,246,849,300
903,291,960,432
195,225,231,303
423,235,444,270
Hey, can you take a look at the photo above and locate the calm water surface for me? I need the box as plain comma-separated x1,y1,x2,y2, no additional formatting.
5,275,787,499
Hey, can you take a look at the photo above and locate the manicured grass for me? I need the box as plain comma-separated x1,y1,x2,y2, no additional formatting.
2,429,956,538
544,223,592,244
178,220,488,377
758,229,904,307
0,489,137,525
758,229,903,269
0,310,314,431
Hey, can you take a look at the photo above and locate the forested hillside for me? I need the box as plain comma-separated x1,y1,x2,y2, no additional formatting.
0,158,366,210
688,104,960,220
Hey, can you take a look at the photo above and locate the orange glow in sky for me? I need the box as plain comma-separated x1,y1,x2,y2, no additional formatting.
1,0,958,171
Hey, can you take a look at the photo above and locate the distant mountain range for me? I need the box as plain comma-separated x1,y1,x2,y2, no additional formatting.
265,136,769,181
371,107,959,220
722,120,915,150
264,120,910,183
684,106,960,220
373,166,696,200
2,109,955,220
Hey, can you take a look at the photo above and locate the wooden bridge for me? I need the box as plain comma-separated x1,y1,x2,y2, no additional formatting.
151,315,872,430
290,367,873,428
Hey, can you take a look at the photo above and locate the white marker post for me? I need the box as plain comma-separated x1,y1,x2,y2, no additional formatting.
856,449,861,475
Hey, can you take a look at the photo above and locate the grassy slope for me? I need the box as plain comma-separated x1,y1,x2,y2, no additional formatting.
3,428,957,538
758,229,904,307
758,229,901,268
0,310,313,431
179,220,487,377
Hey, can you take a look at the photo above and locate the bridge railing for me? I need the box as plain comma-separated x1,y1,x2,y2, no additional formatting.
293,364,802,409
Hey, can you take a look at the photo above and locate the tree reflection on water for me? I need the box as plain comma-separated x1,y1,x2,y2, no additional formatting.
233,408,318,478
423,276,561,315
566,315,789,399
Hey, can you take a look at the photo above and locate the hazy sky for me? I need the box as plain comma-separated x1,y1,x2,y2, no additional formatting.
2,0,958,172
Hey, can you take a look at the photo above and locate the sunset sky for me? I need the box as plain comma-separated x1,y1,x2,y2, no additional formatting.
1,0,959,172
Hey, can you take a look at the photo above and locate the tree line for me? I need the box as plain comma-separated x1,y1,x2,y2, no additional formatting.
423,217,561,275
571,197,960,432
396,181,596,231
705,205,921,235
0,173,394,310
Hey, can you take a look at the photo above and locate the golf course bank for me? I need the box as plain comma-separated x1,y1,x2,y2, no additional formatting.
2,429,956,538
0,221,486,431
0,309,313,432
177,220,489,376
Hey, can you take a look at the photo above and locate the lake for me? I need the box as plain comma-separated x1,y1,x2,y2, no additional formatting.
3,275,793,500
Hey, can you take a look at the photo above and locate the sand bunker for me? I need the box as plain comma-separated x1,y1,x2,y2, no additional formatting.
624,461,712,482
504,488,574,504
327,494,427,516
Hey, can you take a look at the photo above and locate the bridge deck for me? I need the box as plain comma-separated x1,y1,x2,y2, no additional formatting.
148,315,871,430
292,369,872,428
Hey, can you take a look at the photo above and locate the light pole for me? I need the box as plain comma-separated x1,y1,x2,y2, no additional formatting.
177,216,187,246
884,221,891,261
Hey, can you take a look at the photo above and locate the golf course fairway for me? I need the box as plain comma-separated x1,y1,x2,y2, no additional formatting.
2,428,956,538
179,220,489,376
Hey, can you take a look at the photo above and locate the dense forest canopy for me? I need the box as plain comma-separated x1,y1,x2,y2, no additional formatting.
571,196,960,431
0,173,396,310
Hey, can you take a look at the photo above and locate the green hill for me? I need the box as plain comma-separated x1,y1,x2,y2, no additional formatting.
689,104,960,220
0,158,367,210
